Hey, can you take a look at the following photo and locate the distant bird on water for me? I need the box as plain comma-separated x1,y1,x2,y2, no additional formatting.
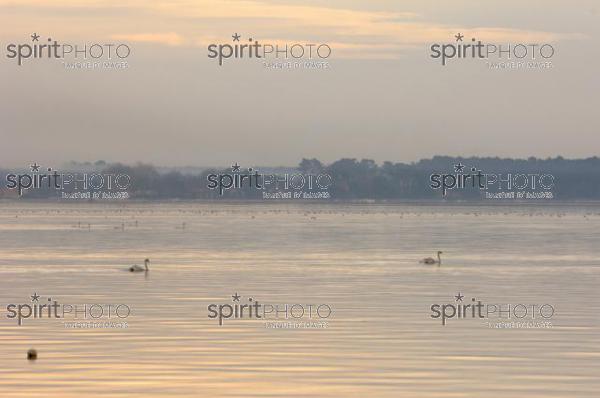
129,258,150,273
420,251,442,265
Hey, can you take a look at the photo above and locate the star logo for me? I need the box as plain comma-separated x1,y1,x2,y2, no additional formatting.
232,33,241,42
231,163,241,172
455,292,464,302
31,33,40,42
232,293,241,302
454,163,465,173
455,33,464,42
30,163,41,172
30,292,40,302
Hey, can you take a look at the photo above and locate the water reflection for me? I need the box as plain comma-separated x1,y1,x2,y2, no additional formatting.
0,203,598,397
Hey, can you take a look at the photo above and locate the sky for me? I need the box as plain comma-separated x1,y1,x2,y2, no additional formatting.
0,0,599,167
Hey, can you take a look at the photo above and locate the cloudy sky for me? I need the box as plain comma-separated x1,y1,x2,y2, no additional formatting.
0,0,598,167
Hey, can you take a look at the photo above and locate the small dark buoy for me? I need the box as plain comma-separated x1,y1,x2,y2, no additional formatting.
27,349,37,360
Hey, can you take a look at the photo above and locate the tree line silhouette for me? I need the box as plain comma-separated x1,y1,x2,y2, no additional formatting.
2,156,600,200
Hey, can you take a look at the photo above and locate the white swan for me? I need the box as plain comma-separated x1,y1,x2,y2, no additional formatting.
129,258,149,273
420,251,442,265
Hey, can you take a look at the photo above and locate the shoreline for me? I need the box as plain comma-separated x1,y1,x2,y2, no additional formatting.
2,198,600,207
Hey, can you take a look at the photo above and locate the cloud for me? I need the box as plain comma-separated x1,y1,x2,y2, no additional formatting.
110,32,184,46
0,0,587,59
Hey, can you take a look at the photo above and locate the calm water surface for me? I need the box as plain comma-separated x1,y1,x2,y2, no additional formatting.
0,202,598,398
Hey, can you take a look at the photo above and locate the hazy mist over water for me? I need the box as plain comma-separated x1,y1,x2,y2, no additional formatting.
0,202,598,397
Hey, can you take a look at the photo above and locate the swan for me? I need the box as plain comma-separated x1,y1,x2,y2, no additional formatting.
129,258,149,273
420,251,442,265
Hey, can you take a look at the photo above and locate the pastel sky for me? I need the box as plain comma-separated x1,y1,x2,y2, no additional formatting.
0,0,599,167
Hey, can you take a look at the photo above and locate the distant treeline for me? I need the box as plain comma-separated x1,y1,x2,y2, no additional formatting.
1,156,600,200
